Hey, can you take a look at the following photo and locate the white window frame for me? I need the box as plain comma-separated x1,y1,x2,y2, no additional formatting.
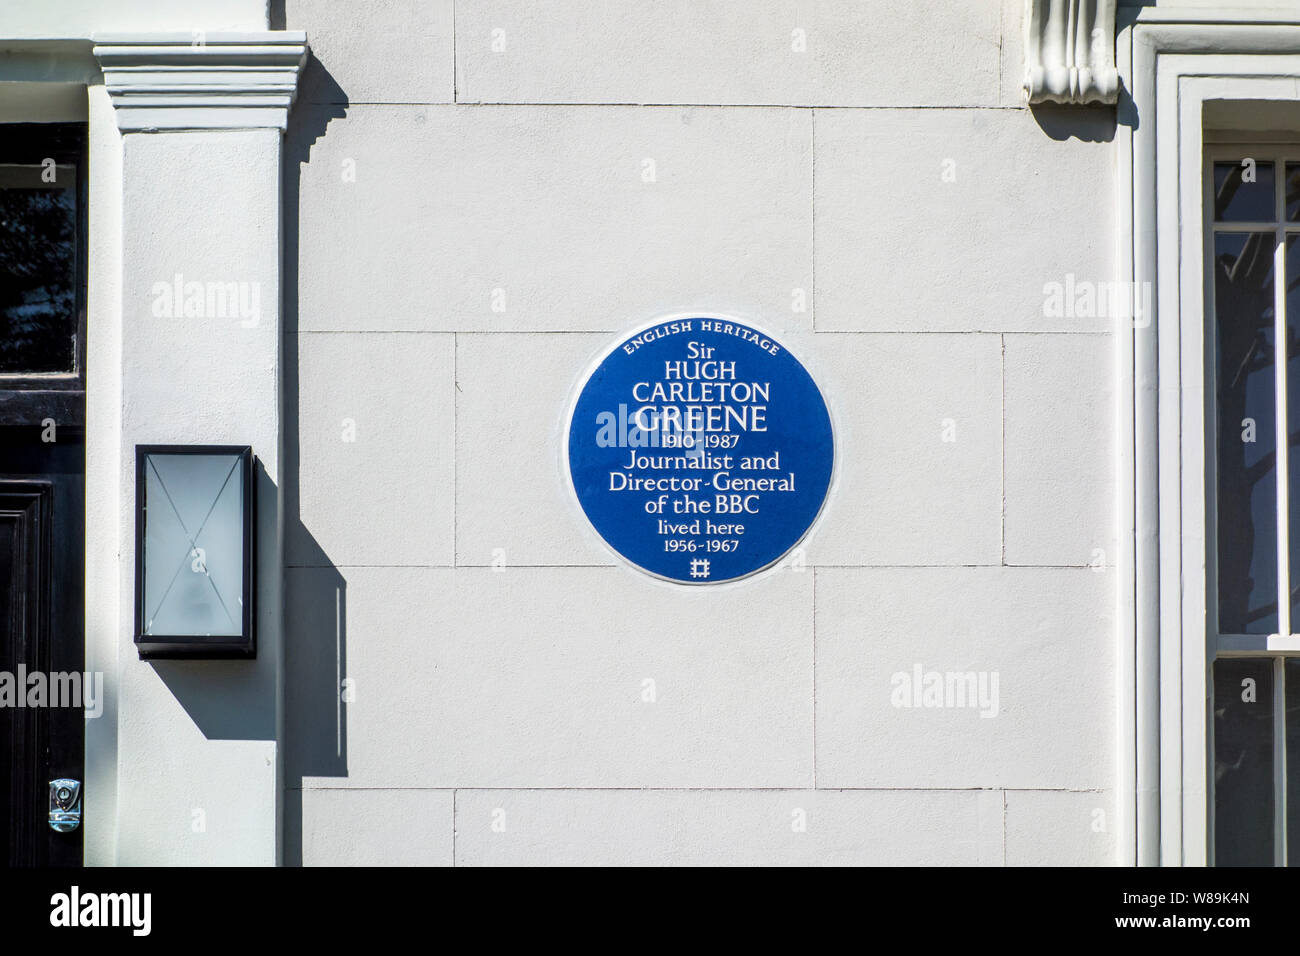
1203,142,1300,866
1122,8,1300,867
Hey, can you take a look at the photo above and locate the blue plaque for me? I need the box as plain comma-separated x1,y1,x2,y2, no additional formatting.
566,316,834,584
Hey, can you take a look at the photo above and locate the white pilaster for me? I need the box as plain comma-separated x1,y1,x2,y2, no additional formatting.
91,31,305,865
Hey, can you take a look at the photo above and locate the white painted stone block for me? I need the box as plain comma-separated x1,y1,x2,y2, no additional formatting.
1004,333,1114,567
286,567,813,789
806,333,1002,566
286,0,455,104
814,108,1116,332
294,105,812,331
456,332,612,567
293,788,454,866
455,0,1001,107
288,332,455,568
0,0,266,37
999,0,1028,107
454,788,992,866
815,567,1114,790
1005,790,1117,865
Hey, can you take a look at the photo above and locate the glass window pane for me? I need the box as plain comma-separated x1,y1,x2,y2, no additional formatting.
0,163,77,374
1287,660,1300,865
1289,236,1300,626
1216,232,1279,634
141,452,245,638
1287,163,1300,222
1214,658,1274,866
1214,160,1277,222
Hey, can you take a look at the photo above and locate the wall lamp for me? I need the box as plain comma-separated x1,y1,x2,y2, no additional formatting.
134,445,255,659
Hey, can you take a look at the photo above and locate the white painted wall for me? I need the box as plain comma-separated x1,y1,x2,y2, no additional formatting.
0,1,266,37
0,0,1126,866
281,0,1119,865
110,128,284,865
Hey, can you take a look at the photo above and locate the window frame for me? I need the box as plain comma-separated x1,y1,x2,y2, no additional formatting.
1122,11,1300,866
1203,145,1300,866
0,121,87,427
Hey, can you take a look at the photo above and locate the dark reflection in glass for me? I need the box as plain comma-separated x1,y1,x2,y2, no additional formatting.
1216,233,1279,634
1287,164,1300,222
1215,658,1274,866
1215,161,1277,222
0,163,76,374
1288,660,1300,865
1289,236,1300,626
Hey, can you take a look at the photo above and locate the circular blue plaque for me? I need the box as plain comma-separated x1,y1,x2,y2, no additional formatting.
566,316,834,584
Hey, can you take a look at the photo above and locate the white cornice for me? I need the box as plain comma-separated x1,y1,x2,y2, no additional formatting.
92,31,307,132
1025,0,1119,105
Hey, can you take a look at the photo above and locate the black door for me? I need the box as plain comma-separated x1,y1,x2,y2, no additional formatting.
0,122,87,867
0,431,84,866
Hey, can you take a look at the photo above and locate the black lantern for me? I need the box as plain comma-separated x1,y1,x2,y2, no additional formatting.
134,445,255,658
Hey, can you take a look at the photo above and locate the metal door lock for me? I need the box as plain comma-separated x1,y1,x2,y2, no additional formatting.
48,779,81,833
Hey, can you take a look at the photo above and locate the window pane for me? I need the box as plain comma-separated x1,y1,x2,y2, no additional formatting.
1214,160,1276,222
1216,232,1279,634
0,162,76,374
1287,163,1300,222
1290,236,1300,625
1214,658,1274,866
1288,660,1300,865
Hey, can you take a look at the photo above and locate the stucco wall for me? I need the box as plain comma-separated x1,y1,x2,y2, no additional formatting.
281,0,1118,866
0,0,267,37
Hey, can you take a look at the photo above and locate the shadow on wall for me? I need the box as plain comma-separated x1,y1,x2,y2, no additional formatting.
277,0,353,866
1030,103,1117,144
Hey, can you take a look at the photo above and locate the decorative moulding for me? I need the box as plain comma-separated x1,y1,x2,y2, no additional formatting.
92,32,308,132
1024,0,1119,105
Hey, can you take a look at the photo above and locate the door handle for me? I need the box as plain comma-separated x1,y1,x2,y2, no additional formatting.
48,779,81,833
